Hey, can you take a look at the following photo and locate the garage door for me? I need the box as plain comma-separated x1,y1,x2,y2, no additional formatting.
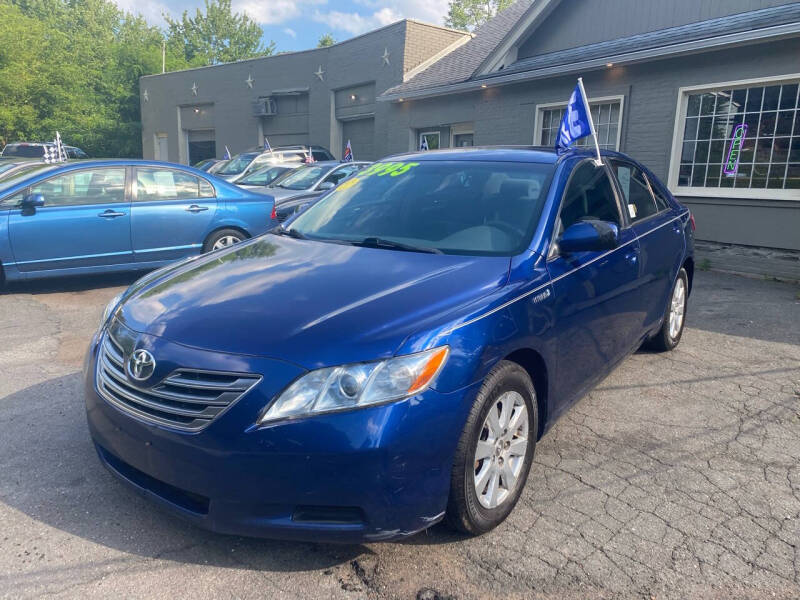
341,117,375,161
187,129,216,165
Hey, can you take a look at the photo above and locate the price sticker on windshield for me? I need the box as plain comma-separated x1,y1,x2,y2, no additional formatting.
360,162,420,178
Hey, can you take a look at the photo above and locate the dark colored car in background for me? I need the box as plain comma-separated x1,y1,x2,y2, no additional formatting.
1,142,88,159
0,160,277,282
84,147,694,542
193,158,225,172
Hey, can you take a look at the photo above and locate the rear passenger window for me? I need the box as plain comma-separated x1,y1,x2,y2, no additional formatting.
199,178,215,198
611,161,658,222
649,179,671,211
136,168,202,201
558,162,621,231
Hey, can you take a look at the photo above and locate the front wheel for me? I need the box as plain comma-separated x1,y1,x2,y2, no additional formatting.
646,267,688,352
203,229,245,253
445,361,538,536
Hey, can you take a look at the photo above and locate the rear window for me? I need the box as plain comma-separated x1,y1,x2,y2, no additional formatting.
1,144,45,158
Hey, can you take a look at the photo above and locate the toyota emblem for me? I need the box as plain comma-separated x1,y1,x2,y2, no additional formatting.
128,349,156,381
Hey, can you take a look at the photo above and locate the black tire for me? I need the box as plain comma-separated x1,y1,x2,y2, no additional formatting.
202,228,246,253
445,360,538,536
645,267,689,352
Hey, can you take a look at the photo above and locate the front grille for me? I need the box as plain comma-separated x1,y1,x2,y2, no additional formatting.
96,330,261,431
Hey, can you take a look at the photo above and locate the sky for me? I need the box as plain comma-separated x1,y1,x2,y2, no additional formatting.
112,0,453,52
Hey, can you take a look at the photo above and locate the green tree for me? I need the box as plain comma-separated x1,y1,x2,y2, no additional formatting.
1,0,192,157
445,0,513,31
317,33,336,47
166,0,275,66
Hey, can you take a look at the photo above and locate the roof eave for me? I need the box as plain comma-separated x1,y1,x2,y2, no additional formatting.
378,22,800,102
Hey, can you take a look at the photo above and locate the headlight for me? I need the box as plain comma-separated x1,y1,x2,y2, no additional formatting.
100,292,123,328
258,346,449,424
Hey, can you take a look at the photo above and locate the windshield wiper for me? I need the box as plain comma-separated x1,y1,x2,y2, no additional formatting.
352,237,443,254
273,227,308,240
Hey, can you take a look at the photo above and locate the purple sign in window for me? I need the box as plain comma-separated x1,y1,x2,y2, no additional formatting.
723,123,748,177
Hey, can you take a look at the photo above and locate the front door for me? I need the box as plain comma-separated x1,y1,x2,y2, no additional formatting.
8,167,131,273
131,167,217,262
547,160,642,410
609,159,685,331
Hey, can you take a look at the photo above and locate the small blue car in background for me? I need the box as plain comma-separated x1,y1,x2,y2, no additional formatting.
85,147,694,542
0,160,277,282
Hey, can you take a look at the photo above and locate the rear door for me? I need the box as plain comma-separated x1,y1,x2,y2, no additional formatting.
547,160,642,409
609,159,684,330
7,167,131,273
131,167,217,262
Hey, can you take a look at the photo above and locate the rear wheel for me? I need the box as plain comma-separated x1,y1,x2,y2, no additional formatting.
646,267,688,352
203,229,245,253
445,361,537,535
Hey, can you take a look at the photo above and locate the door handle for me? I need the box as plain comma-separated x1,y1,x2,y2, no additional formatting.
186,204,209,213
98,209,126,218
623,248,639,264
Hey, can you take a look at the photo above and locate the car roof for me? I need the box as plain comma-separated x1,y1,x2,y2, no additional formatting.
383,146,633,165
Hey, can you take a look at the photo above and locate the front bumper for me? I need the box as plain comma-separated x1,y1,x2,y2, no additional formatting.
84,326,478,542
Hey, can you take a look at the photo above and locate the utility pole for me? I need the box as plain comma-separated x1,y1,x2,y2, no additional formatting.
162,40,166,74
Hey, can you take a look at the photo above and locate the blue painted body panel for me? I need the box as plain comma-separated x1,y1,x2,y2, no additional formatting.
84,148,694,541
0,160,277,281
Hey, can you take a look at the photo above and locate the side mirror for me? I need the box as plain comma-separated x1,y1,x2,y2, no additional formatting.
317,181,335,191
21,193,45,209
558,220,619,254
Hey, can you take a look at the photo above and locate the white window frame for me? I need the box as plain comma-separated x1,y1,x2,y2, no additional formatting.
449,122,475,147
667,73,800,201
419,131,440,151
534,95,625,151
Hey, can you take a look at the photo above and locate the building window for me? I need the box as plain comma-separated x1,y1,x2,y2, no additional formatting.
419,131,440,151
670,76,800,198
537,97,623,150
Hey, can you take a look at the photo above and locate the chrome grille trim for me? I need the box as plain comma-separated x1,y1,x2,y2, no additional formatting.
95,329,261,431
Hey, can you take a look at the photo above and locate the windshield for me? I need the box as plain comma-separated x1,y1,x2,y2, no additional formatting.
0,163,44,181
0,165,57,198
289,160,555,256
217,153,258,175
1,144,45,158
274,165,327,190
239,165,293,186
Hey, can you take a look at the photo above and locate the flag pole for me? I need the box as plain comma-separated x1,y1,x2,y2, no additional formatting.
577,77,602,166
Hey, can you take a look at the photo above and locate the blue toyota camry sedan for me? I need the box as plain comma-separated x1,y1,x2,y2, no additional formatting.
0,160,277,282
84,147,694,542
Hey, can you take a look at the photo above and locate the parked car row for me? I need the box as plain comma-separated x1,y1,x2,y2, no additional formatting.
0,136,696,545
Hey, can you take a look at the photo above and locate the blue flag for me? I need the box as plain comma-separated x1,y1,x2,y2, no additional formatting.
556,82,593,153
223,146,231,160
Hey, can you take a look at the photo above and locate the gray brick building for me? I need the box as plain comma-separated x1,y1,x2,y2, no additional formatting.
140,0,800,259
139,20,468,166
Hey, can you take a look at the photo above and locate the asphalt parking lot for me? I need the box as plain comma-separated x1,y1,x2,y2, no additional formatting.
1,270,799,599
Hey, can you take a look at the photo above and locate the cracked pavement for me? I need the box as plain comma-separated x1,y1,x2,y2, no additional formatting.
0,270,798,599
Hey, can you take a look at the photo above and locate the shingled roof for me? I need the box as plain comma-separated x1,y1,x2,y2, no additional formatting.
382,1,800,101
383,0,536,97
497,2,800,78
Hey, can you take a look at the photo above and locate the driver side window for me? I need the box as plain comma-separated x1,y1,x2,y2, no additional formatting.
558,162,621,233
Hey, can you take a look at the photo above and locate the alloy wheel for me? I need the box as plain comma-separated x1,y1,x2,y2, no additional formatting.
473,391,529,509
668,278,686,340
212,235,241,250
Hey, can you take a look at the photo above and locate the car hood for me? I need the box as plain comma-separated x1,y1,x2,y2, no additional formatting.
265,187,311,203
118,235,510,369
